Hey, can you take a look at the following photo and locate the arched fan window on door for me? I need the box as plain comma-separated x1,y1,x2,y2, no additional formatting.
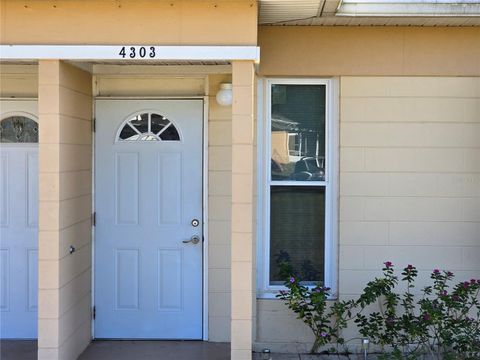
0,116,39,143
116,112,181,142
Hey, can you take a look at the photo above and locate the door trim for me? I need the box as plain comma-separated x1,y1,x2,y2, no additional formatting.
91,97,209,340
202,96,209,341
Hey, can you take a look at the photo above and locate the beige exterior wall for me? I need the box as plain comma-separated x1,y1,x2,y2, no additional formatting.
38,60,93,360
258,26,480,76
93,65,212,97
0,64,38,97
208,74,233,342
3,21,479,360
207,65,258,360
338,75,480,305
254,76,480,352
230,61,256,360
254,27,480,352
0,0,257,45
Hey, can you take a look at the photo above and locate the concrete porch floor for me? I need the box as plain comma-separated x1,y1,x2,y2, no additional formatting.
0,340,37,360
0,340,382,359
0,340,232,360
0,341,301,360
79,340,231,360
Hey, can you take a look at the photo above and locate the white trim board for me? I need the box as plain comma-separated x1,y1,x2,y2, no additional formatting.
337,0,480,17
0,45,260,62
202,96,209,341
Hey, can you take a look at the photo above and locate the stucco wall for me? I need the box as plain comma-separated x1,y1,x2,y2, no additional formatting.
254,76,480,352
0,0,257,45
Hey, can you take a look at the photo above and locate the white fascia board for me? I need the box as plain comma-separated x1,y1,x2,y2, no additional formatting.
0,45,260,62
337,1,480,16
343,0,480,3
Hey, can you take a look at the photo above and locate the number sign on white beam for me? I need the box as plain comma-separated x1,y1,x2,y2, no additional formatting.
0,45,260,62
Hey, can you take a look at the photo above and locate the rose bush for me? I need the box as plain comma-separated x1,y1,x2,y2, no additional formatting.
277,262,480,359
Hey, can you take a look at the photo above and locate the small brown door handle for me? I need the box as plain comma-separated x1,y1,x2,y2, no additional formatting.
182,235,200,244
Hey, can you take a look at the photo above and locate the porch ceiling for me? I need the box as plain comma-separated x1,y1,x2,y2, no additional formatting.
258,0,480,26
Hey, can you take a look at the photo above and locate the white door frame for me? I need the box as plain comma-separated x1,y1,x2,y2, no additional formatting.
91,96,209,340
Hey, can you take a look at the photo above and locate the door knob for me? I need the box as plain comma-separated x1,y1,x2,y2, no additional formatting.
183,235,200,244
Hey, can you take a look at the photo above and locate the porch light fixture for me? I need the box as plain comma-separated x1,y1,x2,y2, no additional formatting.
216,83,233,106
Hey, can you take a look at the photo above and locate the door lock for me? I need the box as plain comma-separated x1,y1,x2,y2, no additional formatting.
183,235,200,245
191,219,200,227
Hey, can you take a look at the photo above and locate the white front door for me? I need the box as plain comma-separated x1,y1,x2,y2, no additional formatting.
94,100,203,339
0,101,39,339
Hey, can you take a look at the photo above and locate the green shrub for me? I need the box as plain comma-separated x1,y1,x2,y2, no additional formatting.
277,262,480,359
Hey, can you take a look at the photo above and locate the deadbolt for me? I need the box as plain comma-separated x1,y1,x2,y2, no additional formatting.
191,219,200,227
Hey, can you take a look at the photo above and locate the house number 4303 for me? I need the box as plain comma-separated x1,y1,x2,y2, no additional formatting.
118,46,156,59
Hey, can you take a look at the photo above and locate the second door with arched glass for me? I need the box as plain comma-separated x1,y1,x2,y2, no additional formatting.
0,100,39,339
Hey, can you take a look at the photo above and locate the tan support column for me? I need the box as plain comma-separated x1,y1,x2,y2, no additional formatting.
38,60,93,360
231,60,255,360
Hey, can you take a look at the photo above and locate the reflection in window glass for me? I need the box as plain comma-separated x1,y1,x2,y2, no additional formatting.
0,116,39,143
151,114,170,134
269,186,325,285
129,113,149,134
271,85,326,181
117,113,180,142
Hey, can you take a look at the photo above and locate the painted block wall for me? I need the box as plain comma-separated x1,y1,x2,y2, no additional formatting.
230,60,256,359
208,69,257,347
37,61,93,360
254,76,480,352
0,65,38,97
0,0,257,46
2,63,477,357
208,74,233,342
258,27,480,76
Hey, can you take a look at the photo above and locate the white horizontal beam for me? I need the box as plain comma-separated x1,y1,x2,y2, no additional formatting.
337,1,480,16
0,45,260,62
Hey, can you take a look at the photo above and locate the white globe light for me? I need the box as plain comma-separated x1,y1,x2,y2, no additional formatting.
216,83,233,106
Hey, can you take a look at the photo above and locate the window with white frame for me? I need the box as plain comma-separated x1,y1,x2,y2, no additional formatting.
259,79,337,296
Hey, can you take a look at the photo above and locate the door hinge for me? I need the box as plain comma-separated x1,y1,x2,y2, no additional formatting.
92,306,96,320
92,117,96,132
92,212,96,227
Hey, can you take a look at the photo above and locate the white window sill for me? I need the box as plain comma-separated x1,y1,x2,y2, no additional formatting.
256,289,339,301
